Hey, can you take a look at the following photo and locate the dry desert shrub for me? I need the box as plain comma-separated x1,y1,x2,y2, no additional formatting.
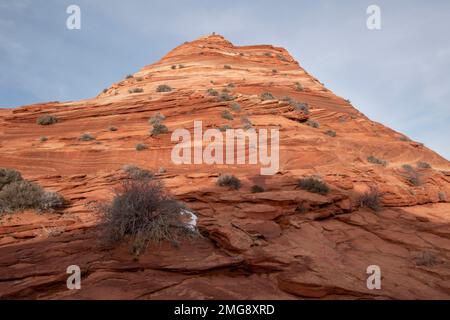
37,114,58,125
297,177,329,195
217,174,242,190
99,179,197,255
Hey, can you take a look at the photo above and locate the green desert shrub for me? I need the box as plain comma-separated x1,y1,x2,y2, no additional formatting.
414,251,438,267
135,77,143,82
218,92,235,102
221,110,234,120
295,82,304,91
277,54,287,62
171,65,176,69
438,192,446,202
294,103,309,114
367,155,387,167
156,84,172,92
231,102,241,112
359,189,381,211
325,130,336,137
206,88,219,96
219,125,232,132
217,174,242,190
135,143,148,151
158,167,167,174
37,114,58,126
0,172,65,214
128,88,144,94
99,178,197,255
39,136,48,142
241,116,253,130
79,133,95,141
401,164,421,186
150,123,168,136
251,185,265,193
126,74,133,79
417,161,431,169
260,92,275,101
108,126,118,132
122,165,154,180
149,112,166,125
306,119,320,128
149,112,168,136
0,168,22,191
39,191,66,212
297,177,329,195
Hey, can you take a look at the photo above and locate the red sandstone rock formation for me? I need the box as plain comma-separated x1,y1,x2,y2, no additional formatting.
0,34,449,299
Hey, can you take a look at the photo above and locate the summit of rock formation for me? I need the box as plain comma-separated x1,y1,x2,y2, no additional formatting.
0,34,449,299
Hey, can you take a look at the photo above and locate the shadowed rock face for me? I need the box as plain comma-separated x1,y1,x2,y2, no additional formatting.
0,34,449,299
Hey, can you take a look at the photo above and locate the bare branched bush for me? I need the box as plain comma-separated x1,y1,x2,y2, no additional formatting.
359,188,381,211
99,179,197,255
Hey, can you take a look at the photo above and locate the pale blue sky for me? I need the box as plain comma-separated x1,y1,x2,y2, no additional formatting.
1,0,449,159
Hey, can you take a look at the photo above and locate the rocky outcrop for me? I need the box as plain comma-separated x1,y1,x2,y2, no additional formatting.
0,34,449,299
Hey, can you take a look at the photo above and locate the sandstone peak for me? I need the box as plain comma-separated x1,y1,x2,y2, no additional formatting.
0,35,449,299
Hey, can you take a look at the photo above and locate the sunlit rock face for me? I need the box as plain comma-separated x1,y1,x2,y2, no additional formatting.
0,34,449,299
